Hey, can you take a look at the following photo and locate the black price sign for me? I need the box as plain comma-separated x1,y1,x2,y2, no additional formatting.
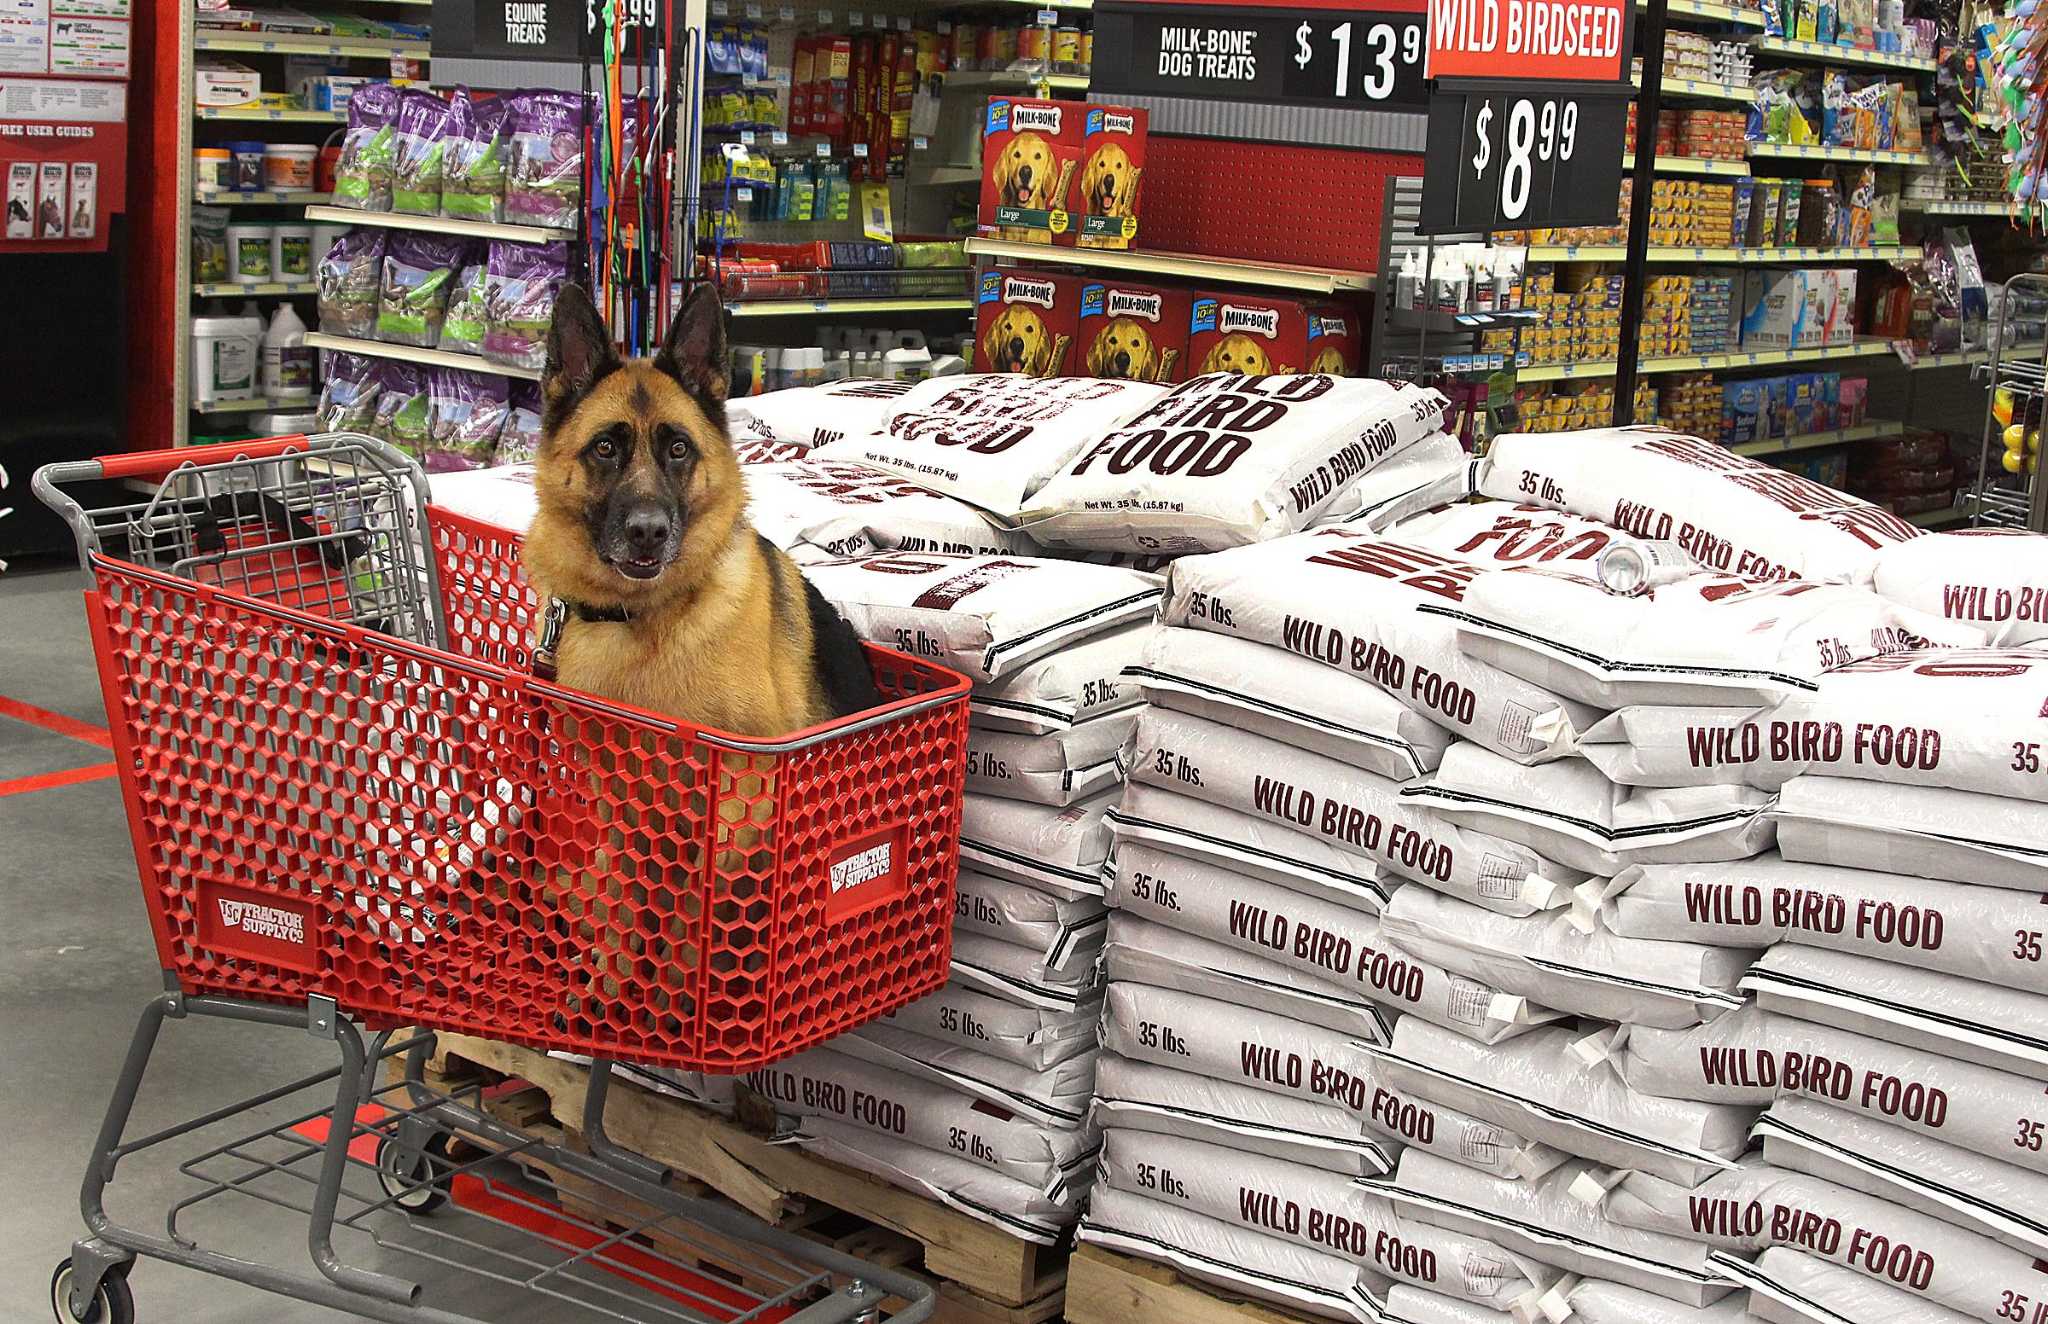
436,0,658,64
1091,3,1427,111
1418,84,1628,234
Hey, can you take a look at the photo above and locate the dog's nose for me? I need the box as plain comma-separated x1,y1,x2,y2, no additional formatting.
1016,165,1032,187
1112,351,1130,374
624,508,672,556
1007,337,1025,359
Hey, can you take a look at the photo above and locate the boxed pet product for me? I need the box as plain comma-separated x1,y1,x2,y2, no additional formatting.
1070,102,1147,250
7,162,33,239
978,96,1080,246
1738,268,1857,349
1185,292,1320,376
973,267,1081,376
1075,280,1188,383
1304,303,1361,374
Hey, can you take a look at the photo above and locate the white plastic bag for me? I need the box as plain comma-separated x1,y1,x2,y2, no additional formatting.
1314,432,1477,532
881,980,1098,1071
1163,531,1595,762
792,1115,1082,1242
1388,499,1639,575
1379,886,1748,1029
950,929,1102,1013
1870,528,2048,646
744,458,1037,558
1603,855,2048,995
1129,626,1453,779
1024,373,1451,554
1403,741,1776,877
960,791,1115,899
971,623,1151,734
1369,1018,1759,1187
967,710,1135,806
840,1021,1097,1130
803,553,1161,683
1774,776,2048,891
954,868,1107,969
1104,912,1393,1043
1124,708,1583,912
736,377,915,446
1477,425,1920,583
1733,1247,1980,1324
812,373,1169,518
1090,1052,1395,1177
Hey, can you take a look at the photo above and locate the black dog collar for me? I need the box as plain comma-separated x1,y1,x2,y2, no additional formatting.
532,596,633,680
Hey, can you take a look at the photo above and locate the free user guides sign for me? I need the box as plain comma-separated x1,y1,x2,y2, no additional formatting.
1424,0,1631,83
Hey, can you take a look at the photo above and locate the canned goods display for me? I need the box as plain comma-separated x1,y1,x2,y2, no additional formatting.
1017,23,1049,62
1053,26,1081,67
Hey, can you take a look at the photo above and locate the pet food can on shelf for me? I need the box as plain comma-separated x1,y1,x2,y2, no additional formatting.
226,222,272,284
271,222,313,280
224,141,267,193
1079,29,1093,68
263,143,318,193
193,148,232,194
950,24,976,68
1053,26,1081,68
1017,23,1049,62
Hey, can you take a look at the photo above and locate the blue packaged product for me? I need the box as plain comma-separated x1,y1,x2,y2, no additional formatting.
1722,377,1770,444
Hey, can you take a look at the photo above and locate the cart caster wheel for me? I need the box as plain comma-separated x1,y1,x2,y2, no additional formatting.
375,1131,454,1215
50,1258,134,1324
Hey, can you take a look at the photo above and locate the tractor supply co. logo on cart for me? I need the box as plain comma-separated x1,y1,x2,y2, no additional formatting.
219,898,306,946
824,827,909,921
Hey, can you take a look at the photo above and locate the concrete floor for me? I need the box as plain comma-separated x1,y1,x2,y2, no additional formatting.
0,564,584,1323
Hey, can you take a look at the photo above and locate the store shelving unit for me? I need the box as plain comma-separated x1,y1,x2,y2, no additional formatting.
1621,153,1751,177
303,205,575,246
729,296,975,317
1521,243,1921,263
1751,35,1937,71
1903,198,2022,217
1730,420,1903,456
1514,339,1897,382
942,68,1089,93
195,107,348,123
304,332,544,382
1747,142,1933,166
196,190,334,206
194,281,318,297
193,31,431,58
1632,74,1754,103
964,237,1376,293
1638,0,1764,26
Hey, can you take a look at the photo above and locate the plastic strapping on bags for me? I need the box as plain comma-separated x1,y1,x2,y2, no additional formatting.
1080,1186,1386,1323
881,980,1099,1071
953,868,1108,971
1089,1052,1396,1178
1108,844,1561,1040
1107,780,1394,913
1403,741,1777,877
1368,1151,1731,1306
1773,774,2048,891
1162,531,1595,763
949,929,1103,1012
790,1116,1083,1242
1368,1019,1759,1188
959,790,1116,900
1103,912,1395,1043
1098,1129,1556,1310
1742,943,2048,1082
801,552,1162,683
966,710,1137,806
1128,626,1454,780
1755,1095,2048,1257
1602,855,2048,995
1378,886,1749,1030
1125,707,1581,914
1476,426,1919,584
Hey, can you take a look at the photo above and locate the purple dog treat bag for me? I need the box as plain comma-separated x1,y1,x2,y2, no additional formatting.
376,232,471,348
372,363,431,456
441,88,506,222
440,262,489,355
316,350,382,432
333,82,400,212
504,90,585,231
425,368,511,472
498,381,543,463
316,227,386,339
391,88,451,216
481,239,568,372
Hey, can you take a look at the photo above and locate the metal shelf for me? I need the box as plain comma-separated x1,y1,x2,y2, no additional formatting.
1633,74,1754,103
303,332,543,382
194,30,432,58
303,205,574,245
1907,342,2043,371
943,69,1089,92
1750,36,1936,71
1903,198,2024,217
1730,420,1902,456
196,105,347,122
1621,153,1750,177
1515,338,1897,382
1642,0,1766,26
194,190,332,206
727,297,973,317
190,396,313,416
966,236,1376,293
1521,243,1920,262
194,280,316,296
1747,141,1932,166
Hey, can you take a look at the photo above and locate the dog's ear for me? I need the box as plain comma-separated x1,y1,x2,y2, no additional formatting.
544,283,619,429
655,281,728,409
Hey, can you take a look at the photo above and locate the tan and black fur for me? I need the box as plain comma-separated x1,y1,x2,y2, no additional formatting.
524,282,881,736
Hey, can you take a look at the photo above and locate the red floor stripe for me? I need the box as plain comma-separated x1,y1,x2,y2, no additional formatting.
0,762,118,797
0,694,112,748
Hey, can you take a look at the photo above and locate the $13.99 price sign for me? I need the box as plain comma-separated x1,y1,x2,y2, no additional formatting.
1089,4,1426,111
1279,15,1426,107
1417,84,1627,234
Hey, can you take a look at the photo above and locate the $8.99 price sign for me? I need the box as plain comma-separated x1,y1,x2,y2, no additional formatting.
1418,84,1627,234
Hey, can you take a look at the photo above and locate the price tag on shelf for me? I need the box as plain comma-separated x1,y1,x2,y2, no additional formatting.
853,141,870,157
815,140,831,156
817,7,832,21
1036,8,1056,23
1891,338,1918,366
771,129,789,145
936,19,951,33
912,134,929,151
711,0,728,15
736,186,755,202
1419,84,1629,234
896,14,911,30
739,129,756,144
847,9,863,25
779,4,795,18
746,2,763,18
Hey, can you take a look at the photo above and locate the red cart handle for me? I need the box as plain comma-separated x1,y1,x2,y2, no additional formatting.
94,434,313,479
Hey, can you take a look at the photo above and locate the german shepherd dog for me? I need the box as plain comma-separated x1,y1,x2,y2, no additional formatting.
523,282,881,735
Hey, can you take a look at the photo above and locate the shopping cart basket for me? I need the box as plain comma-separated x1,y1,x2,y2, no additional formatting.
35,433,968,1324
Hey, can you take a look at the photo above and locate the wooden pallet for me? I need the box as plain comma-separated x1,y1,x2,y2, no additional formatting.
425,1032,1067,1318
1066,1245,1323,1324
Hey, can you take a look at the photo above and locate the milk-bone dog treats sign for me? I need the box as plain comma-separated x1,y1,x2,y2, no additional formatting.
1423,0,1632,82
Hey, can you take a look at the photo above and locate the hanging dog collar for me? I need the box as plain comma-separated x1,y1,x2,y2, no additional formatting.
532,596,632,681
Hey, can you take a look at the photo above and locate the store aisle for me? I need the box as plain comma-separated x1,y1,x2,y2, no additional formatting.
0,566,537,1323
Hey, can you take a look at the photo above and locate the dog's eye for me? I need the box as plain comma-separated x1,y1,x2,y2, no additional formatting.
593,438,618,460
668,439,692,461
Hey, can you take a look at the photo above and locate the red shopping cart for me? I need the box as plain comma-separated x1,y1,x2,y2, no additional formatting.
35,433,967,1324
